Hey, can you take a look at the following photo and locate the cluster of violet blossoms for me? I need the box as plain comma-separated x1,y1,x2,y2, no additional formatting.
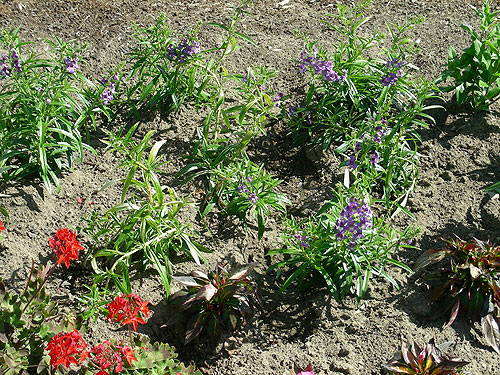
298,50,347,83
64,56,79,74
380,58,406,87
166,39,201,64
294,233,310,248
0,50,22,77
100,75,119,105
335,197,373,246
237,176,259,204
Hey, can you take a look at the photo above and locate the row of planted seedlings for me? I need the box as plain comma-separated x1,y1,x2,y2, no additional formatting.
1,0,500,374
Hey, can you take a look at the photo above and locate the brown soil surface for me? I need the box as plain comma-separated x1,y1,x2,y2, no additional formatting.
1,0,500,374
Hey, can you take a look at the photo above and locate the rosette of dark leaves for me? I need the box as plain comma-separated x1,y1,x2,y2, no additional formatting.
415,237,500,353
166,262,258,347
383,338,468,374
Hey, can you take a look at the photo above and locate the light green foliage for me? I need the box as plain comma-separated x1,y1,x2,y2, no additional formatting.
438,0,500,111
82,125,209,297
268,185,419,302
0,28,116,192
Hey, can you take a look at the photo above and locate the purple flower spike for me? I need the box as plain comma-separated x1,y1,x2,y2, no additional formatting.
335,197,373,244
248,192,258,204
346,155,357,170
64,57,79,74
370,150,380,166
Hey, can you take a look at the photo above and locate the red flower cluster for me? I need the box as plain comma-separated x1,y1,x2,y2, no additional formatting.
0,220,5,232
46,330,89,369
107,293,151,331
48,227,84,268
91,340,137,374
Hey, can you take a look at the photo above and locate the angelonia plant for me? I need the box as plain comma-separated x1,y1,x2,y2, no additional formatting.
0,28,114,192
166,262,258,348
178,148,289,239
269,184,419,302
383,338,469,375
415,237,500,353
285,0,435,152
82,126,209,297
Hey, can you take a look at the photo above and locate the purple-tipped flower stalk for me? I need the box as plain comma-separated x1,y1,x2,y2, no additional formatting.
380,58,406,87
248,193,258,204
167,39,201,64
346,155,357,170
298,50,346,83
294,233,310,248
335,197,373,245
64,57,79,74
10,50,21,73
370,150,380,166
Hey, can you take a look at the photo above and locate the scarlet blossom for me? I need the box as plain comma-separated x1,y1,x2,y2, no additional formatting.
49,227,84,268
46,330,89,369
76,197,85,204
0,220,5,232
91,340,137,374
106,293,151,332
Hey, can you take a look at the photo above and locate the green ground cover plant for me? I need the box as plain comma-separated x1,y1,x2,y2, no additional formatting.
438,0,500,111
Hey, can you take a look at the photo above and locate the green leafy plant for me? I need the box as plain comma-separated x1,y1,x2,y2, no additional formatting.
268,185,419,302
0,28,106,192
415,237,500,353
166,262,258,347
125,13,209,118
438,0,500,111
82,126,209,297
178,144,289,239
286,1,435,151
336,113,420,213
383,338,469,375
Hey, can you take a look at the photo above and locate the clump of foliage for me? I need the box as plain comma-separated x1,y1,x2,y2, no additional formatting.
383,338,469,375
82,125,209,297
178,145,289,239
416,237,500,353
0,28,116,192
269,184,419,302
286,0,436,151
166,262,258,347
438,0,500,111
125,13,208,117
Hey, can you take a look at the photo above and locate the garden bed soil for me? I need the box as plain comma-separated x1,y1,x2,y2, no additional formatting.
1,0,500,374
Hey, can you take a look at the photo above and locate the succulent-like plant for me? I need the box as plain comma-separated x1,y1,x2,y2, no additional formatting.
383,338,468,375
0,264,75,375
415,237,500,353
166,262,258,347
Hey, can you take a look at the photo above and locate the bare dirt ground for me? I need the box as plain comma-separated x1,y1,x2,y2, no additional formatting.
1,0,500,374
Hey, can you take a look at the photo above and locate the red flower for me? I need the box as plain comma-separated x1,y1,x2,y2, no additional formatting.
46,330,89,369
0,220,5,232
49,228,84,268
106,293,151,332
91,340,137,374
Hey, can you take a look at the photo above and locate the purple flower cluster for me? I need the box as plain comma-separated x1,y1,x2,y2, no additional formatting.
166,39,201,64
10,50,21,73
335,197,373,244
248,192,258,204
380,58,406,87
64,57,79,74
370,150,380,166
101,75,118,105
294,233,310,248
1,50,22,77
346,155,357,170
298,50,347,83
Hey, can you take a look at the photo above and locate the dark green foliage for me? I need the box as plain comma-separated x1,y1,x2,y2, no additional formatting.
383,338,468,375
167,263,258,347
416,237,500,353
